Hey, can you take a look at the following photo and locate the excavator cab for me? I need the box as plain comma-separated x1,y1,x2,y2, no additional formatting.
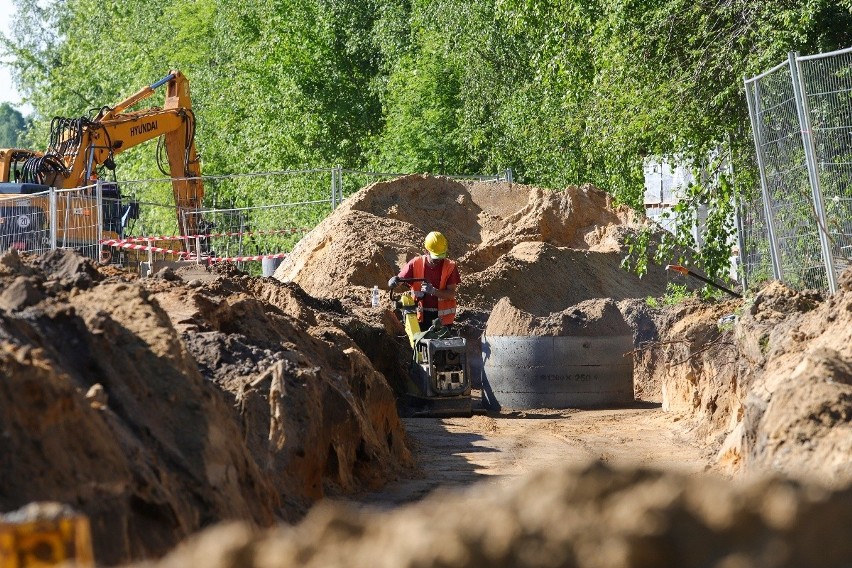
100,180,139,238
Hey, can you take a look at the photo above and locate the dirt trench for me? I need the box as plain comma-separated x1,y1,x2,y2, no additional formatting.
4,175,852,568
127,266,852,568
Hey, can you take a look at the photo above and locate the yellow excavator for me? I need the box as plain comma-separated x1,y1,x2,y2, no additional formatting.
0,70,203,257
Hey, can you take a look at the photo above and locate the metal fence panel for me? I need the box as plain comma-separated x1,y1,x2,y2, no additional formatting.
0,191,50,255
54,186,103,260
797,47,852,282
3,168,509,273
104,170,334,268
745,61,829,290
744,47,852,292
737,196,773,288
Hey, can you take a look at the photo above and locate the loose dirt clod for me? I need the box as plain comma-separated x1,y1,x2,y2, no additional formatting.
133,462,852,568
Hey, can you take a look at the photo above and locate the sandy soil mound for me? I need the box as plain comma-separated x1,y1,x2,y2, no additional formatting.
133,462,852,568
0,249,411,564
636,269,852,486
274,175,672,314
486,297,631,337
461,241,672,313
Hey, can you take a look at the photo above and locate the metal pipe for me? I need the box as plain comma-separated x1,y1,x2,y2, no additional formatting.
666,265,742,298
150,73,177,90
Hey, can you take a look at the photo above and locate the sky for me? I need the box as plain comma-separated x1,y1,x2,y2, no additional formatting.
0,0,32,114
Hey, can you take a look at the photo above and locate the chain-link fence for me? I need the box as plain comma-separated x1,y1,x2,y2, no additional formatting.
2,168,511,273
0,190,50,255
1,185,103,258
744,48,852,293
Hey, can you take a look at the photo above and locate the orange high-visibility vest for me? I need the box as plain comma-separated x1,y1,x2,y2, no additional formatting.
411,255,457,325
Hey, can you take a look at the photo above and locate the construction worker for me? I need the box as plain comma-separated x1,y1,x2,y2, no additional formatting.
388,231,461,329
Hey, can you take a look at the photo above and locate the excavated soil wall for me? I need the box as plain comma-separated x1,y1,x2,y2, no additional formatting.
0,250,411,565
634,269,852,486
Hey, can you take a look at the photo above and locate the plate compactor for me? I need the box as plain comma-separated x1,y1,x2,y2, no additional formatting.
389,278,472,417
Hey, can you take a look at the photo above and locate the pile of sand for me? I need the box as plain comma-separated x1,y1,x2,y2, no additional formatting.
486,297,632,337
274,176,675,314
0,249,411,564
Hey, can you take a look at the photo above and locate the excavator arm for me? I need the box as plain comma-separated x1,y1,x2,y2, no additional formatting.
69,71,204,238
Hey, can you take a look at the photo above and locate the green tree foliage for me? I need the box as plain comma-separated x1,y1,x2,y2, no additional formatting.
0,103,26,147
3,0,852,280
372,43,465,173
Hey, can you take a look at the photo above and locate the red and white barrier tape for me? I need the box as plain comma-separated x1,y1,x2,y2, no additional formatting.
101,239,190,257
103,227,309,244
208,253,289,263
101,239,287,264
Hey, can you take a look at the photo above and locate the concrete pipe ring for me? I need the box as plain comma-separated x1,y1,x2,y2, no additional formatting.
481,334,634,410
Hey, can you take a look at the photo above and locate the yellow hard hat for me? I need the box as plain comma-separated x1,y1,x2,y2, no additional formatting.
424,231,448,259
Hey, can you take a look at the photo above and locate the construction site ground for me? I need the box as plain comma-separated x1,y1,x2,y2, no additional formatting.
353,405,708,509
2,175,852,568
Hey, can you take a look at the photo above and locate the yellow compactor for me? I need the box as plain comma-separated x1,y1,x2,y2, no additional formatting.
389,281,472,417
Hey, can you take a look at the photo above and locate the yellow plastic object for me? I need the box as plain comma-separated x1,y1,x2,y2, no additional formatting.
0,514,94,568
423,231,447,258
400,290,416,308
399,291,422,352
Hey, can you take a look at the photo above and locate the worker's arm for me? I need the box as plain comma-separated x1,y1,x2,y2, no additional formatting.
432,283,457,300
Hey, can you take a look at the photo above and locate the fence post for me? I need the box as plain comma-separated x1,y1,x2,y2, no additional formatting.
96,179,104,252
146,238,153,277
337,165,344,205
505,168,513,184
49,188,57,250
789,51,838,293
744,76,783,281
330,167,337,210
734,197,748,290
